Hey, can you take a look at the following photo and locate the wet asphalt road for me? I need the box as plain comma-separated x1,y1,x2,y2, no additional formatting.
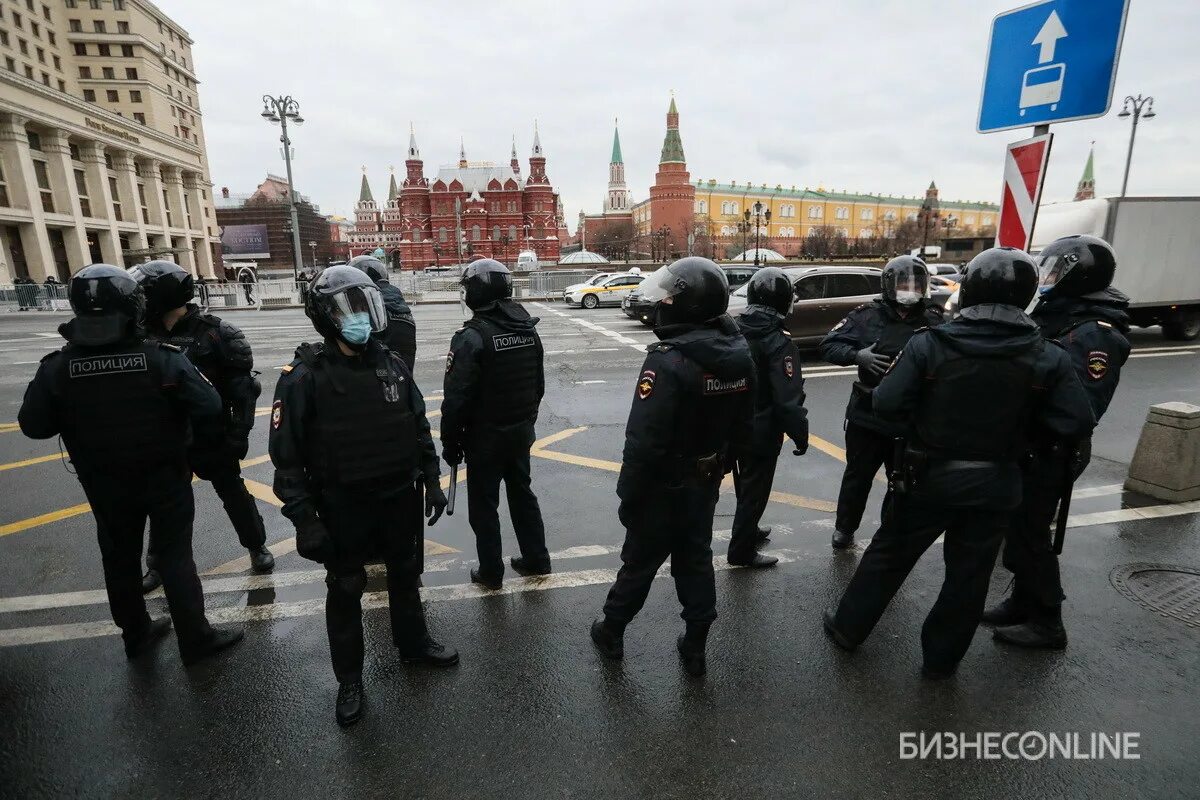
0,303,1198,798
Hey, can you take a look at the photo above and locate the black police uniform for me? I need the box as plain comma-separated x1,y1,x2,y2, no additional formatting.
19,321,224,658
376,282,417,371
819,298,944,537
602,315,755,627
441,298,548,583
147,303,267,555
828,303,1094,674
270,338,441,683
1002,288,1131,615
729,305,809,562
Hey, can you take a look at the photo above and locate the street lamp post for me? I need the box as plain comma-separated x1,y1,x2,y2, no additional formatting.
307,241,316,271
749,201,771,267
1118,94,1156,198
261,95,305,282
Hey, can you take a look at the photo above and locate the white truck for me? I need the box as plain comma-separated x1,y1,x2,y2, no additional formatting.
1032,197,1200,341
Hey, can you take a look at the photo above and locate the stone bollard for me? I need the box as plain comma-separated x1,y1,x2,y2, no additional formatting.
1125,402,1200,502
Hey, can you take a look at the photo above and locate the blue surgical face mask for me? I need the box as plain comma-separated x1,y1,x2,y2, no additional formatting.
339,311,372,345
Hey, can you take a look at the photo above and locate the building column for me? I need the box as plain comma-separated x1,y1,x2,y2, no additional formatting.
41,129,91,272
0,114,54,280
184,172,217,278
161,166,194,272
79,142,122,266
138,157,169,243
110,150,147,253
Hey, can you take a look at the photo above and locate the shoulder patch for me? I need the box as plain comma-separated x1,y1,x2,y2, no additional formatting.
1087,350,1110,381
783,355,795,379
158,342,183,352
702,374,750,395
445,349,456,374
637,369,656,400
271,399,283,430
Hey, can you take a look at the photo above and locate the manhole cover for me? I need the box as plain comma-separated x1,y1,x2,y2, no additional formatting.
1110,563,1200,627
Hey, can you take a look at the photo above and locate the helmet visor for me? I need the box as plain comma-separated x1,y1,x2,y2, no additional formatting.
327,284,387,333
637,266,686,306
1037,253,1072,293
893,270,929,305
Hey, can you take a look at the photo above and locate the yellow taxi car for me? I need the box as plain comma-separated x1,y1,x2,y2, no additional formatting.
564,272,645,309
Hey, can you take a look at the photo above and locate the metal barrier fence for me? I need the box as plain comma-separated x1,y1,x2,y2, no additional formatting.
0,268,608,313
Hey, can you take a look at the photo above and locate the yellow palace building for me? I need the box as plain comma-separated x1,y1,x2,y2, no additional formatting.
633,179,998,253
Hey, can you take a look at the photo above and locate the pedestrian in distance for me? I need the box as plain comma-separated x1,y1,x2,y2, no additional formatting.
729,267,810,567
19,264,244,665
985,235,1131,650
823,247,1095,679
441,259,550,590
270,266,455,728
819,256,945,550
128,261,275,594
348,254,417,371
591,257,756,677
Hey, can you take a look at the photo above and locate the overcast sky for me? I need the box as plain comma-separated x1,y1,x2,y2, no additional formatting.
173,0,1198,224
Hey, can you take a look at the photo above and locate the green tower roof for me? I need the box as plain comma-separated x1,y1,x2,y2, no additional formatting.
611,123,623,164
387,171,399,201
668,96,678,115
359,173,374,203
1080,147,1095,183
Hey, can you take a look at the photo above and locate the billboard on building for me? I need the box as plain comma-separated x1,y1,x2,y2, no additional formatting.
219,224,270,259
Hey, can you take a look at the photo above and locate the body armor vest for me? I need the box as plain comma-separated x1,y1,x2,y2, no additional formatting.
59,342,186,470
914,340,1044,461
465,315,541,425
668,350,753,461
302,346,418,486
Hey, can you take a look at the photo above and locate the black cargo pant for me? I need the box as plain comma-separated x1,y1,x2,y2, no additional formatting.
603,479,721,625
322,483,428,684
832,497,1008,672
80,464,213,654
191,448,267,551
730,448,779,561
1001,439,1091,612
834,421,895,535
465,423,548,581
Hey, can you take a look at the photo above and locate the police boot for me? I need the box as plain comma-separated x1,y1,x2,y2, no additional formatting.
993,606,1068,650
124,616,172,659
590,617,624,660
470,568,503,591
180,626,245,666
728,552,779,568
399,636,460,667
336,680,364,728
141,569,162,594
677,621,710,677
981,592,1030,627
510,556,552,576
822,609,857,652
249,546,275,574
831,529,854,550
756,526,772,544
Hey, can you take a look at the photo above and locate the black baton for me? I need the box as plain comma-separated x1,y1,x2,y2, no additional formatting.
1052,446,1076,555
447,463,458,516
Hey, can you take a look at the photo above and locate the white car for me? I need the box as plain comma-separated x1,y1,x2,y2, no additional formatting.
564,273,645,309
562,272,619,297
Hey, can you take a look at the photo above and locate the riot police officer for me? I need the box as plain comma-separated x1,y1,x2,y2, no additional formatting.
819,256,944,550
270,266,454,728
349,254,416,370
822,248,1094,678
128,261,274,592
985,235,1131,649
729,267,810,567
442,259,549,590
591,257,755,677
19,264,244,665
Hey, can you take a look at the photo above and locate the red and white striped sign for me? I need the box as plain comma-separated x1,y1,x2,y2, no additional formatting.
996,132,1054,251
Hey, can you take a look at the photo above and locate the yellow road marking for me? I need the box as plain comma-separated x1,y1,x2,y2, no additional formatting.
533,448,619,472
0,502,91,538
809,433,885,483
768,490,838,513
0,423,21,434
532,426,589,450
0,453,64,472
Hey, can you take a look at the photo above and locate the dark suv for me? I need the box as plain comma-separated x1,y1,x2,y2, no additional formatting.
726,266,883,347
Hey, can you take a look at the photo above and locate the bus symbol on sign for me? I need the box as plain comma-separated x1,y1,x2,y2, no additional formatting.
1020,63,1066,115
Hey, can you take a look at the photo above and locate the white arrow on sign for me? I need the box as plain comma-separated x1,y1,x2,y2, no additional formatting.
1033,10,1068,64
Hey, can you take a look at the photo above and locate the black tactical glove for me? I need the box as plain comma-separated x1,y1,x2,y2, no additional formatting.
295,517,332,564
855,344,892,377
424,478,448,526
443,442,463,467
227,432,250,461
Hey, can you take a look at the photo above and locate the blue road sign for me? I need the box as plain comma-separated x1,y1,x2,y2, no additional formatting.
978,0,1130,133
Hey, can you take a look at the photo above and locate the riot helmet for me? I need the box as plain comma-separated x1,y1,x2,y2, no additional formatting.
746,267,793,316
640,257,729,326
68,264,146,345
959,247,1038,310
127,260,194,319
306,265,387,351
461,259,512,310
1036,234,1116,299
348,254,389,284
881,255,930,307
